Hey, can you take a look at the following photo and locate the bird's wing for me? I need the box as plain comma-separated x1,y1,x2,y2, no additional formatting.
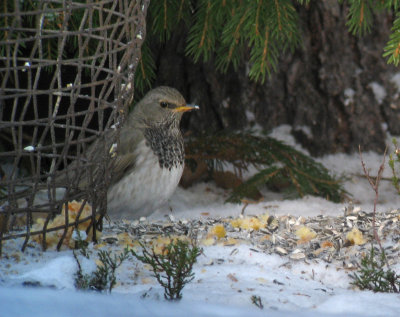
108,123,145,185
109,152,137,184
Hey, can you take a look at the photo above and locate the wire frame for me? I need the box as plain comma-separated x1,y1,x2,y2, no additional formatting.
0,0,149,254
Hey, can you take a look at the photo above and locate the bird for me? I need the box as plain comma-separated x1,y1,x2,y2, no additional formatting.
1,86,197,221
106,86,199,220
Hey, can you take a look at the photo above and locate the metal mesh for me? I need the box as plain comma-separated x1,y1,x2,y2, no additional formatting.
0,0,149,253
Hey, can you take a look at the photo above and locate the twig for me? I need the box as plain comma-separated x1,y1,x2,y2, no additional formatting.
358,145,390,268
351,173,394,182
240,198,264,216
251,295,264,309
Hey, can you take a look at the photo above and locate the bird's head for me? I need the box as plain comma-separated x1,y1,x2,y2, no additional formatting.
133,86,199,128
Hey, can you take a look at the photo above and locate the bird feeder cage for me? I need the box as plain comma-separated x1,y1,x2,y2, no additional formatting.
0,0,149,254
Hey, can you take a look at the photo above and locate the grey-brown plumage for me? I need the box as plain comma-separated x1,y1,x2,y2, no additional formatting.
3,87,198,219
106,86,198,219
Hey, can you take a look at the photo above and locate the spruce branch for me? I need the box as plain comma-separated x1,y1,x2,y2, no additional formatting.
147,0,191,41
383,11,400,66
378,0,400,11
185,133,346,203
185,0,224,63
134,41,157,95
346,0,373,36
5,0,400,87
215,5,250,73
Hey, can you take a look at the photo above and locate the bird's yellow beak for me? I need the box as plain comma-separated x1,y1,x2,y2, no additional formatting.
173,104,200,113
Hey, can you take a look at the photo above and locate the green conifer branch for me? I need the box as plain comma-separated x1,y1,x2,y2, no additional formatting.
134,41,156,95
226,166,282,203
380,0,400,11
346,0,373,36
383,12,400,66
185,0,225,63
146,0,190,41
185,133,347,203
4,1,400,90
215,3,249,72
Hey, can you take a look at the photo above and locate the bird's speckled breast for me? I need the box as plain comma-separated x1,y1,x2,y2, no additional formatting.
143,124,184,170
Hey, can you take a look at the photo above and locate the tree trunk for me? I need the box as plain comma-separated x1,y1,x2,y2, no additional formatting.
151,1,399,156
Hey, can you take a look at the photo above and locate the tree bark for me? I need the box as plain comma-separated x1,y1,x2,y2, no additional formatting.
151,1,400,156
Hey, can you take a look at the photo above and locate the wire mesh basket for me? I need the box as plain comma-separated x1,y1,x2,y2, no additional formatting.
0,0,149,253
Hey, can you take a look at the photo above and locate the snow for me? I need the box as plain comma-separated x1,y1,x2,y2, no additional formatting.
293,125,313,138
368,82,386,104
344,88,355,106
17,255,77,289
245,110,256,121
391,72,400,95
1,125,400,316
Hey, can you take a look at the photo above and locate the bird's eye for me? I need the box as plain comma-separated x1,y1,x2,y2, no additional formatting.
160,101,168,108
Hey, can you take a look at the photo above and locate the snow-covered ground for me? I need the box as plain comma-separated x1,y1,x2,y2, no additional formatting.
1,125,400,316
